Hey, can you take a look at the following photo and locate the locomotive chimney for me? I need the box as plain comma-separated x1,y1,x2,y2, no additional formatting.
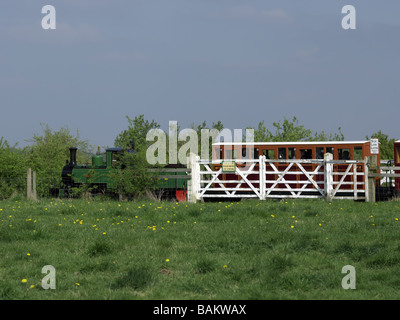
69,147,77,166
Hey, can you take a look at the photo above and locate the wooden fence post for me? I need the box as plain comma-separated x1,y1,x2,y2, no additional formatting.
32,171,37,201
324,153,333,202
26,168,38,201
27,168,32,200
365,155,377,202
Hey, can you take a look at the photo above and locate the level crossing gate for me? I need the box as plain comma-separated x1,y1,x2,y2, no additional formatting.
186,154,368,202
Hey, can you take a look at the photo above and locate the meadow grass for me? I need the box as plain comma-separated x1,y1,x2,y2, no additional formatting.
0,197,400,299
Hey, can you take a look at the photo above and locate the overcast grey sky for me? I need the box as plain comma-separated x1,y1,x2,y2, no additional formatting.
1,0,399,148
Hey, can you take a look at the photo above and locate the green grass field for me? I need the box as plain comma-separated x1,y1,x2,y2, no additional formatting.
1,197,400,300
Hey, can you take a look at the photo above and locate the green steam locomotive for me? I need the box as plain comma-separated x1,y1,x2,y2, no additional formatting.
51,146,187,201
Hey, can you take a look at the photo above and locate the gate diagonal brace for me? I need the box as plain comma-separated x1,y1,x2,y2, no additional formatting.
201,162,261,198
266,162,296,196
200,166,232,197
296,163,324,196
332,163,352,198
235,163,261,198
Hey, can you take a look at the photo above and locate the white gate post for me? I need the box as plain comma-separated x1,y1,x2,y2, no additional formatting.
365,155,376,203
324,153,333,202
187,153,200,203
364,156,369,202
259,155,266,200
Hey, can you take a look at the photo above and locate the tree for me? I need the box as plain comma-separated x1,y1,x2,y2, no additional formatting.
114,115,160,151
25,124,92,196
114,115,160,199
247,117,344,142
246,120,272,142
365,130,395,160
0,138,26,199
190,120,225,160
270,117,313,141
312,127,344,142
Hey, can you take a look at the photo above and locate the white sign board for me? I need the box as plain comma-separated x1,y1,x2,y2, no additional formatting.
370,139,379,154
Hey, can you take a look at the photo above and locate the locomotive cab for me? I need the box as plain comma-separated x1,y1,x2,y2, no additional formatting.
105,148,124,168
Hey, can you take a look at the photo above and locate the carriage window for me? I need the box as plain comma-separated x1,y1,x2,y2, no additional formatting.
354,147,363,160
300,149,312,159
218,148,223,159
288,148,296,159
316,147,324,159
278,148,286,159
242,146,255,159
326,147,334,155
338,148,350,160
262,149,275,159
395,146,400,164
254,148,259,159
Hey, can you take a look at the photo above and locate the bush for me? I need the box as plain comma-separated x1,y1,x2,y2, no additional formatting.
114,115,160,199
25,124,92,197
0,138,26,199
114,151,158,199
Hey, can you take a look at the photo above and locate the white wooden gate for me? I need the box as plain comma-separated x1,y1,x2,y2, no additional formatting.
187,154,367,202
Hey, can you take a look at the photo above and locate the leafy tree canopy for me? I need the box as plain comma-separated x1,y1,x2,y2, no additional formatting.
114,115,160,151
25,123,92,175
246,116,344,142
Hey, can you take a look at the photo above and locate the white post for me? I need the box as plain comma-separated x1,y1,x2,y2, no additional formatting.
364,157,369,202
324,153,333,202
187,153,200,203
259,155,266,200
365,155,376,203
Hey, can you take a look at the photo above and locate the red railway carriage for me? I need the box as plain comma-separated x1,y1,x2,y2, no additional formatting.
212,140,380,195
395,140,400,192
212,140,379,162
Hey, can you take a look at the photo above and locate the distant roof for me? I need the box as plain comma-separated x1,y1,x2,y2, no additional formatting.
212,141,370,146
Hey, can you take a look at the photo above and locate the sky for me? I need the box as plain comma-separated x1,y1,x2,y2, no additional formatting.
0,0,399,149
